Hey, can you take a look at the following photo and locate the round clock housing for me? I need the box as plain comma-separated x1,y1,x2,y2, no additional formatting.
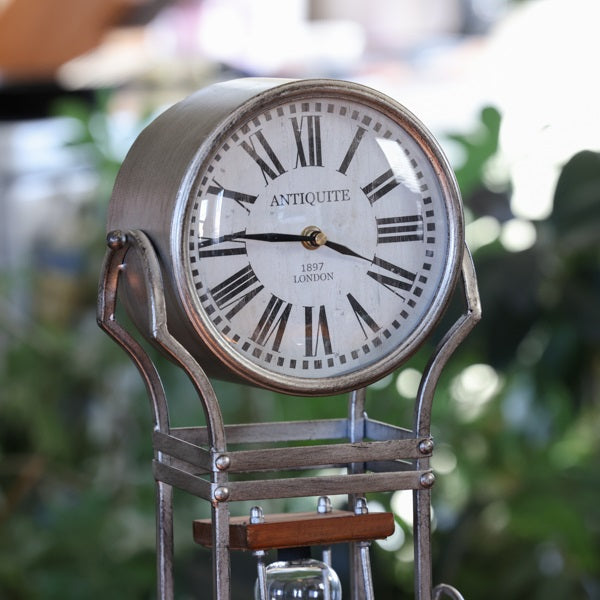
108,78,463,395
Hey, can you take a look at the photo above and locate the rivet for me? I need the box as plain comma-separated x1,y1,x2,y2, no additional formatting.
106,230,127,250
419,438,434,455
213,486,230,502
215,455,231,471
420,472,436,488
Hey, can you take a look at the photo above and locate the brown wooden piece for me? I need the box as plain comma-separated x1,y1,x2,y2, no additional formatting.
0,0,133,79
193,510,395,551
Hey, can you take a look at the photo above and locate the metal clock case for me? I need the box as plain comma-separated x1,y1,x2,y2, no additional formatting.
108,78,464,395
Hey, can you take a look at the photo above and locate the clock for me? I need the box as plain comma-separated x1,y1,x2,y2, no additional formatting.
108,78,463,396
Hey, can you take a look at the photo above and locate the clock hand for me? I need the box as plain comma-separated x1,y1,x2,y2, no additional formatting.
199,229,372,263
198,230,247,247
324,239,373,263
199,230,314,247
240,232,313,243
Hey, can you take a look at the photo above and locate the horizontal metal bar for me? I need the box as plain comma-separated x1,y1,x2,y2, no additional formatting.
366,459,415,473
152,460,212,500
173,418,349,445
364,418,413,441
227,470,428,502
153,431,212,471
226,439,426,474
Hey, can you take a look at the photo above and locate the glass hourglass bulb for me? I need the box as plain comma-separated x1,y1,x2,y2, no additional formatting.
255,557,342,600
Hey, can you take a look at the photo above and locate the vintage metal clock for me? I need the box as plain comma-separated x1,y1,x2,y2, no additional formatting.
108,78,463,395
100,77,481,600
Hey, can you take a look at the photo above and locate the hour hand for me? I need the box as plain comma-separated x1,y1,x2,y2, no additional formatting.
199,231,312,247
242,232,312,243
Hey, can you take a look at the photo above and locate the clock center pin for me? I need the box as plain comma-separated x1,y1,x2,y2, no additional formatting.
301,225,328,250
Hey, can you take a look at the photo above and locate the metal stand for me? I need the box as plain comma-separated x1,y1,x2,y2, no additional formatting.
98,229,481,600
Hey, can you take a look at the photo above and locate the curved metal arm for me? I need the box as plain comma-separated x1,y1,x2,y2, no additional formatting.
98,232,176,600
102,229,227,453
412,244,480,600
433,583,465,600
414,244,482,437
97,231,171,435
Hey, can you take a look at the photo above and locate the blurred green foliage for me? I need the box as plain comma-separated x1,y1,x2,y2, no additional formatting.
0,95,598,600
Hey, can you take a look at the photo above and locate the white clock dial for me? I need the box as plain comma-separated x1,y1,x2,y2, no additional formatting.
182,89,462,389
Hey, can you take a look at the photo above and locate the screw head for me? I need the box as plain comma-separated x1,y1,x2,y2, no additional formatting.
420,471,436,489
250,506,264,524
419,438,434,455
106,230,127,250
354,497,369,515
215,455,231,471
213,486,230,502
317,496,332,514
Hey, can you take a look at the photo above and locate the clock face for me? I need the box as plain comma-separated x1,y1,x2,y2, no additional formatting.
181,83,462,393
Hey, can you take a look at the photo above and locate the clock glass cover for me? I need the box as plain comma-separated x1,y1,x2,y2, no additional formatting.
179,83,463,393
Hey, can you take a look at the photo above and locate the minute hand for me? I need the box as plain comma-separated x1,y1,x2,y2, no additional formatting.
324,239,373,263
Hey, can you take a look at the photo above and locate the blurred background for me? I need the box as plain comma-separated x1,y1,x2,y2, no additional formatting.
1,0,599,598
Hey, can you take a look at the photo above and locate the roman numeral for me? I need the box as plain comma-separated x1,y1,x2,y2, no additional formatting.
338,126,366,175
210,265,264,320
347,293,380,338
367,256,416,297
304,305,333,357
206,179,258,214
291,115,323,168
240,130,286,185
361,169,401,204
250,294,292,352
376,215,424,243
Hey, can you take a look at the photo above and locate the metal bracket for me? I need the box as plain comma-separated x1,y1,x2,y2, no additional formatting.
98,231,480,600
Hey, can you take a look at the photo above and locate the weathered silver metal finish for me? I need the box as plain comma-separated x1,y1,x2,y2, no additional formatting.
420,472,436,488
348,389,367,600
359,541,375,600
433,583,466,600
317,496,332,514
98,80,481,598
317,497,334,566
98,229,480,599
419,438,435,455
254,550,268,600
215,454,231,471
251,508,268,600
250,506,265,524
106,77,464,396
353,498,375,600
214,486,231,502
412,244,481,600
98,233,175,600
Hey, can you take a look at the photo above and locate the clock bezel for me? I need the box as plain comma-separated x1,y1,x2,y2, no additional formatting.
171,78,464,395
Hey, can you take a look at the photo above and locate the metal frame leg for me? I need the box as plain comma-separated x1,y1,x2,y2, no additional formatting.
413,488,433,600
254,550,268,600
212,502,231,600
156,481,174,600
